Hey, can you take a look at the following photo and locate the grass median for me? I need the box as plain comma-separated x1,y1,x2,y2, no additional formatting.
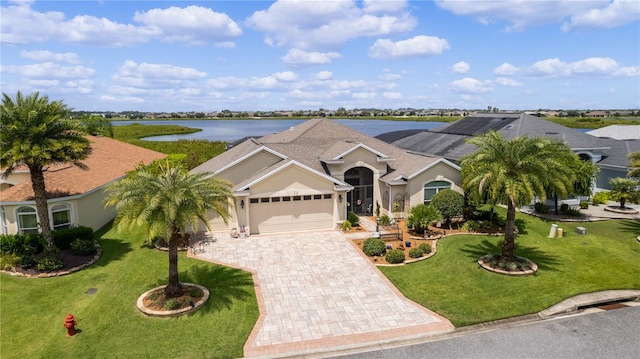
380,209,640,327
0,223,259,359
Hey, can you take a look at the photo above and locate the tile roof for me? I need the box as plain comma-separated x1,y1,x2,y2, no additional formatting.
193,118,444,186
587,125,640,140
0,136,166,202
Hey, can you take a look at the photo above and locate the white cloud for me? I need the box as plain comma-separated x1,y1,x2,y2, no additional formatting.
527,57,638,78
369,35,450,59
379,73,402,80
0,2,240,47
495,77,523,87
315,71,333,80
363,0,408,13
451,61,470,74
133,5,242,45
353,92,376,99
383,91,403,99
111,60,207,89
1,62,95,79
246,0,417,50
562,0,640,31
282,48,341,67
493,62,520,75
450,77,493,93
273,71,298,81
20,50,81,64
435,0,630,31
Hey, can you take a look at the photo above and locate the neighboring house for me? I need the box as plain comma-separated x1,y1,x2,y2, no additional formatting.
0,136,166,235
378,112,634,193
192,118,462,235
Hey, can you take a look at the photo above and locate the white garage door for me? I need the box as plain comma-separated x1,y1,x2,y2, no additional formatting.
249,194,334,234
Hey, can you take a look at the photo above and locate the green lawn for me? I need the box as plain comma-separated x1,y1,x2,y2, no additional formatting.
380,211,640,327
0,223,259,359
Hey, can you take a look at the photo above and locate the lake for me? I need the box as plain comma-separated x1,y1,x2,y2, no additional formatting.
112,119,446,142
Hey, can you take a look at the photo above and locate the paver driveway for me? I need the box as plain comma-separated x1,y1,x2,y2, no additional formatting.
192,230,453,357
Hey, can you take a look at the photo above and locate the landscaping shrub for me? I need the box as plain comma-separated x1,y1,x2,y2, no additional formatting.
0,253,20,270
408,248,424,258
534,202,549,214
20,254,36,269
418,243,431,254
580,200,589,209
407,204,442,233
385,249,405,264
53,226,94,250
0,233,45,256
379,214,391,226
560,203,570,213
363,238,386,257
461,220,480,232
592,191,609,205
564,208,582,217
165,298,180,310
70,238,96,256
347,211,359,226
430,189,464,228
340,220,352,231
36,247,63,272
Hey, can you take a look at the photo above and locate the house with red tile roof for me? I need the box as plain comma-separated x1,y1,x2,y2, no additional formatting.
0,136,165,235
192,118,461,235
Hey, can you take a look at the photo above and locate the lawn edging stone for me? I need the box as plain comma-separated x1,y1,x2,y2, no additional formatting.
477,255,538,276
137,283,209,317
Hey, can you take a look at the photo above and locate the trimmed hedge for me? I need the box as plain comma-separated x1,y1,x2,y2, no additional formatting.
363,238,386,257
408,248,424,259
418,243,431,254
385,249,405,264
534,202,549,214
0,233,45,255
52,226,94,250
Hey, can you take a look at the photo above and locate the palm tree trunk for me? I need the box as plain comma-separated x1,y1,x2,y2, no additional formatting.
29,167,53,247
501,200,517,262
164,231,182,298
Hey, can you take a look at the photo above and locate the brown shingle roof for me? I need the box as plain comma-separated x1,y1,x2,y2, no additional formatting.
0,136,166,202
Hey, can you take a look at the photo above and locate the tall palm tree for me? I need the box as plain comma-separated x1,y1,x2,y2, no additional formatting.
627,152,640,179
104,163,234,297
0,91,91,247
460,131,580,261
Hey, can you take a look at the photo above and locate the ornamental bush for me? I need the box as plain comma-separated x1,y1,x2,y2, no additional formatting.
385,249,405,264
70,238,96,256
461,220,480,232
580,200,589,209
418,243,431,254
534,202,549,214
340,220,352,231
347,211,359,226
379,214,391,226
408,248,424,258
430,189,464,228
592,191,609,205
53,226,94,250
36,247,63,272
363,238,386,257
0,233,45,256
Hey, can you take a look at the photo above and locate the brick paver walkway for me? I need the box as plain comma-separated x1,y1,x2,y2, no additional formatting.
191,230,453,357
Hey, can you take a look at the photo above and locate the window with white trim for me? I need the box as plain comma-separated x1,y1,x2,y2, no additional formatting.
51,203,72,230
423,181,451,204
17,206,39,234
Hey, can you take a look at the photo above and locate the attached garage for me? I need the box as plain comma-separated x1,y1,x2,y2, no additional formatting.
249,194,334,234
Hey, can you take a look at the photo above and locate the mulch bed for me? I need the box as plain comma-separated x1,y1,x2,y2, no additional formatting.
142,285,204,311
8,249,98,277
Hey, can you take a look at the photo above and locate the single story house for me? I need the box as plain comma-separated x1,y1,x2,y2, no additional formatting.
0,136,166,235
191,118,462,236
378,112,637,193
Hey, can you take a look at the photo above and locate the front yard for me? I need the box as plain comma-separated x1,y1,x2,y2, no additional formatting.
380,209,640,327
0,223,259,359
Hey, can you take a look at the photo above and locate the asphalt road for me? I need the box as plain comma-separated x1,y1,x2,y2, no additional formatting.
331,305,640,359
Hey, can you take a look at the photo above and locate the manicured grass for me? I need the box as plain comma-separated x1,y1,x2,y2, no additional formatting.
0,223,259,359
380,210,640,327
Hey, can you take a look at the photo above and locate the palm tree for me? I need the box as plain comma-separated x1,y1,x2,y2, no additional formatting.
460,131,581,262
609,177,639,208
0,92,91,247
627,152,640,179
104,163,234,297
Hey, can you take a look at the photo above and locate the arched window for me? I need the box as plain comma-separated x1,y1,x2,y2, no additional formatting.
424,181,451,204
17,206,39,234
51,203,72,230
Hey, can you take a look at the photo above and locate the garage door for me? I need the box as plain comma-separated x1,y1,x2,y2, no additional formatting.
249,194,334,234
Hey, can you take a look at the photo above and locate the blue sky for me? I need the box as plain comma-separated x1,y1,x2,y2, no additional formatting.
1,0,639,112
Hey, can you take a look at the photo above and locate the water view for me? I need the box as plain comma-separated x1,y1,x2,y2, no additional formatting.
112,119,446,142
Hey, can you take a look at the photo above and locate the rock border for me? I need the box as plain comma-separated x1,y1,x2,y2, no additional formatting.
0,241,102,278
136,283,209,317
478,254,538,276
604,206,639,214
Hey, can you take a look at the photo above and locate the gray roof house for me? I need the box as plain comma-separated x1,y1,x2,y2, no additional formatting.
378,113,637,191
192,118,462,235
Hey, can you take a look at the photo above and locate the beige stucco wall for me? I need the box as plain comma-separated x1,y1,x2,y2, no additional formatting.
75,189,116,231
407,162,463,209
216,150,282,184
250,165,335,196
